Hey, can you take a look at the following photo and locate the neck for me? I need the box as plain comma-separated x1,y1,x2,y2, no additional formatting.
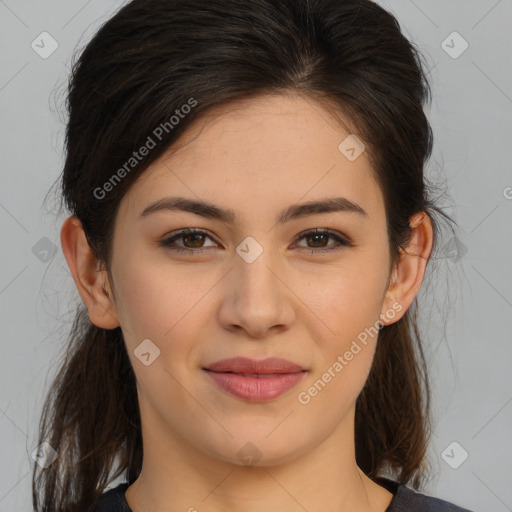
125,406,393,512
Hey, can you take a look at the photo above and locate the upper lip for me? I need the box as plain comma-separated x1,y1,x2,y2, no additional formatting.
204,357,305,374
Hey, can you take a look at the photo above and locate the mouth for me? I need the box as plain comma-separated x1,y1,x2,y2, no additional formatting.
203,357,307,402
204,356,306,374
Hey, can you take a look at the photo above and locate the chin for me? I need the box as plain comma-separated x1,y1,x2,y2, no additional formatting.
203,436,308,469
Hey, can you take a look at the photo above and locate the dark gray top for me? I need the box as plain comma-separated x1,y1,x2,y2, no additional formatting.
91,477,475,511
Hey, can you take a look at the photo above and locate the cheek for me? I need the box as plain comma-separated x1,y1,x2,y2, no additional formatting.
293,257,387,394
295,259,387,339
113,270,171,343
112,254,219,357
113,263,211,402
296,275,382,415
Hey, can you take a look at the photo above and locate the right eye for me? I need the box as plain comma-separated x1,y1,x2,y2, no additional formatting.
159,228,220,253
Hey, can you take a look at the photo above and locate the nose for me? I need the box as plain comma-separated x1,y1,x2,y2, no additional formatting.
218,248,296,338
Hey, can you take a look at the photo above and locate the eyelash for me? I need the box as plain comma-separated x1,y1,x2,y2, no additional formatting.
159,228,353,254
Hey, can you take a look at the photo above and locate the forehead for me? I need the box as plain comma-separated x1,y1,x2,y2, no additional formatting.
118,93,385,225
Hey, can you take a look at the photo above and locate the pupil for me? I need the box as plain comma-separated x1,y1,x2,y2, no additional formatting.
185,234,204,247
309,234,326,247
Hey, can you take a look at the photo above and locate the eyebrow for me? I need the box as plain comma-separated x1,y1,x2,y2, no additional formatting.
139,196,368,224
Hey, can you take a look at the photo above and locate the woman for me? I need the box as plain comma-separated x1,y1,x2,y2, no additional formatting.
32,0,475,511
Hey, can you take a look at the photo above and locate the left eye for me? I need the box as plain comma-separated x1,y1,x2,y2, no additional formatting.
160,228,352,253
294,229,352,252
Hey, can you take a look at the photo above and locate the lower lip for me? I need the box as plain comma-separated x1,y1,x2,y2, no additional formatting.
204,370,306,402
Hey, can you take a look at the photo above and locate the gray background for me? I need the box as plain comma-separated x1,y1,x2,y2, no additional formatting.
0,0,511,510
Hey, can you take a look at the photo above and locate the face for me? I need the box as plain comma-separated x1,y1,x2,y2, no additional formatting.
106,92,397,467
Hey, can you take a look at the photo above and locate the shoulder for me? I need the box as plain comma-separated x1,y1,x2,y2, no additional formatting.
376,477,476,512
91,482,132,512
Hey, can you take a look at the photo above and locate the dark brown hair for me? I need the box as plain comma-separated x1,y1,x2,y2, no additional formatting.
33,0,454,510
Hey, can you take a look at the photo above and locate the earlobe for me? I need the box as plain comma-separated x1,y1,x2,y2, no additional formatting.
380,212,434,326
60,216,120,329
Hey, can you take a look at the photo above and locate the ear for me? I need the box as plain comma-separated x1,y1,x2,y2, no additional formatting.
380,212,434,326
60,216,120,329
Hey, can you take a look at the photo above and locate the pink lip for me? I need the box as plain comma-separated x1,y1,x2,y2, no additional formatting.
204,370,306,402
205,356,305,374
203,357,307,402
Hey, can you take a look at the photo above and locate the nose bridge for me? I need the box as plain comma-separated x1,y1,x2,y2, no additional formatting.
220,236,294,336
235,238,281,306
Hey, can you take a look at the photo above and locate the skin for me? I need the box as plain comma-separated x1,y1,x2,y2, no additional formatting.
61,92,433,512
